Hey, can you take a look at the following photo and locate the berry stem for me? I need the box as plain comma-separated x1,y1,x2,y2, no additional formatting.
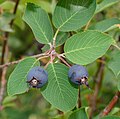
78,86,81,108
84,19,92,31
37,55,49,61
53,29,59,47
57,55,71,67
44,60,51,69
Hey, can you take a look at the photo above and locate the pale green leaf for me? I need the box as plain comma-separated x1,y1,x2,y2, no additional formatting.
23,3,53,44
0,12,14,32
41,44,50,52
2,96,17,105
89,18,120,32
52,111,72,119
118,79,120,91
101,116,120,119
22,0,53,13
95,0,120,14
64,30,114,65
52,0,96,31
0,1,15,10
108,51,120,77
2,96,17,108
7,57,39,96
56,32,69,47
68,108,88,119
41,63,78,112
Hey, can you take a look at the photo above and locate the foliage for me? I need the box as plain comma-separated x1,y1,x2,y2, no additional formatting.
0,0,120,119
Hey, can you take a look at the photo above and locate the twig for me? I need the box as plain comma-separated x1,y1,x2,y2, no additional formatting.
0,53,48,69
53,29,59,47
0,67,7,110
100,91,120,117
0,0,20,65
57,55,71,67
44,60,51,69
84,19,91,31
0,0,20,109
10,0,20,26
89,57,105,119
78,86,81,108
113,44,120,50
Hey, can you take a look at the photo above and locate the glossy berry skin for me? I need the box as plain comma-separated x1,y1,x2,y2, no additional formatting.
27,66,48,88
68,65,88,85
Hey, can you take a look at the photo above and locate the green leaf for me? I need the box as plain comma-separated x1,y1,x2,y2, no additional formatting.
22,0,53,13
41,44,50,52
56,32,69,47
23,3,53,44
7,57,39,96
64,30,114,65
52,111,72,119
101,116,120,119
68,108,88,119
95,0,120,14
118,79,120,91
41,63,78,112
0,12,14,32
52,0,96,31
108,51,120,77
0,1,15,10
2,96,17,105
89,18,120,32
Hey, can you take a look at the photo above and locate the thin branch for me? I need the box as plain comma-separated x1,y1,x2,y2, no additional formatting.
84,19,91,31
100,91,120,117
10,0,20,26
78,86,81,108
57,55,71,67
0,67,7,110
0,34,7,65
89,57,105,119
1,0,20,65
0,53,48,69
44,61,51,69
0,0,20,109
53,29,59,47
113,44,120,50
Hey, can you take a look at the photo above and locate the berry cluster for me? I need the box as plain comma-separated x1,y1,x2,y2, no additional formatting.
27,65,89,88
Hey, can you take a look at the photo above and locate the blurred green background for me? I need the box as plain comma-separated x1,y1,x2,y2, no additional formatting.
0,0,120,119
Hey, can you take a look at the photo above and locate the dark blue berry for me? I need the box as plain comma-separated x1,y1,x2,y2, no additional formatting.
68,65,89,87
27,66,48,88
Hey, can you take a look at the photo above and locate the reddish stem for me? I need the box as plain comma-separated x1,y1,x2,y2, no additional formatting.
57,55,71,67
100,91,120,117
78,86,81,108
89,57,105,119
0,0,20,109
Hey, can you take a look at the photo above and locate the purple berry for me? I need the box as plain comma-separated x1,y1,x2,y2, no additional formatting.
27,66,48,88
68,65,89,87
